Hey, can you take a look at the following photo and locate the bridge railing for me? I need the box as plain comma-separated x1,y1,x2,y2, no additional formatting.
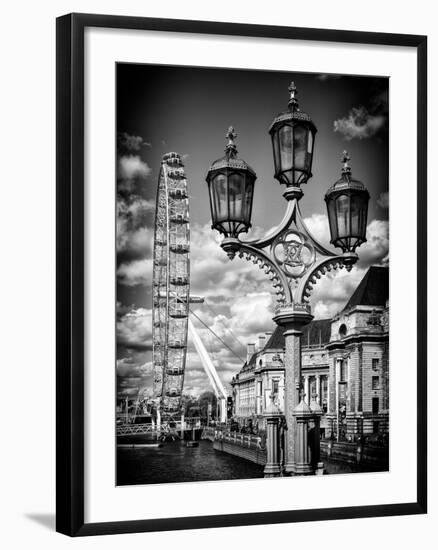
202,427,265,451
117,424,155,435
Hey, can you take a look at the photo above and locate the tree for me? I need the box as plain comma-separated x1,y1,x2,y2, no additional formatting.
198,391,218,422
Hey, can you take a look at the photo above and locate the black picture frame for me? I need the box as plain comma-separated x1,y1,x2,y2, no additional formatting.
56,12,427,537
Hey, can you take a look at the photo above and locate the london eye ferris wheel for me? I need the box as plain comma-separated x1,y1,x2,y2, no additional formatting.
152,152,191,417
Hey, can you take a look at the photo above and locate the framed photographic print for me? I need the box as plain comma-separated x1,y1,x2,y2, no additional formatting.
56,13,427,536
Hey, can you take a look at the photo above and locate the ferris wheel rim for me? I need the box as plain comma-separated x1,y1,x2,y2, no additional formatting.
152,152,190,418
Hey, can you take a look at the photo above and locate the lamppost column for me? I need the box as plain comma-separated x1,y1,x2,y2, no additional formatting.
273,304,313,475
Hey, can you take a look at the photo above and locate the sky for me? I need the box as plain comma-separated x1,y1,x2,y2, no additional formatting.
116,64,389,400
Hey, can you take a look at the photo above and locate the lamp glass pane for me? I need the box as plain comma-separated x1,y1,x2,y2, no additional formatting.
307,130,313,154
212,173,228,221
279,125,293,173
326,197,338,242
293,125,307,170
243,175,254,224
305,130,314,173
335,194,351,237
228,172,244,221
350,193,368,238
272,133,281,176
208,180,219,226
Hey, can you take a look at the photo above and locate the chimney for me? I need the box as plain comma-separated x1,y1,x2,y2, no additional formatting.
247,343,256,363
258,334,266,351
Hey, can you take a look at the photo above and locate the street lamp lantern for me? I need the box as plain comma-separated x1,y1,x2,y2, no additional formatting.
206,126,256,239
325,151,370,256
269,82,317,190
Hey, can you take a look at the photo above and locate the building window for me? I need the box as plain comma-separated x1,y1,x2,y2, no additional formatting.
339,359,347,382
372,397,379,414
339,324,347,338
372,358,379,371
372,376,380,390
321,376,328,413
272,379,279,394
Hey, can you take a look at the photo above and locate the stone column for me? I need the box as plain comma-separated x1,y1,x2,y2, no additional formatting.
273,304,313,475
304,376,310,404
263,409,282,477
292,391,314,475
316,375,321,405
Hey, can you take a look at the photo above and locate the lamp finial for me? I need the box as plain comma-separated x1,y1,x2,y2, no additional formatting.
342,150,352,174
225,126,238,158
288,81,299,110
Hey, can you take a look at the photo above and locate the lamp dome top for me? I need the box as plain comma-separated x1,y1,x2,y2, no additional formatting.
269,81,316,134
325,150,369,197
207,126,256,177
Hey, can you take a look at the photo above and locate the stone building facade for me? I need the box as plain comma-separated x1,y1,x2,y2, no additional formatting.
231,266,389,441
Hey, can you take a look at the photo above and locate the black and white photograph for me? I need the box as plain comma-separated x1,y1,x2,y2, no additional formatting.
116,64,390,485
0,0,432,545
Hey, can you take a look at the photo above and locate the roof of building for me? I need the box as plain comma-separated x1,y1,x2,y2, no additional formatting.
235,266,389,376
343,265,389,311
263,318,332,351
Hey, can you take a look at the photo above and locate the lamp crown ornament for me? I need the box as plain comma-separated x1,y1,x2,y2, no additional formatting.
225,126,238,158
288,81,299,111
341,150,352,174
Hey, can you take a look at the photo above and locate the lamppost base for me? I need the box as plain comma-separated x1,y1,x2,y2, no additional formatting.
294,463,314,475
315,462,325,475
284,461,296,475
264,464,282,478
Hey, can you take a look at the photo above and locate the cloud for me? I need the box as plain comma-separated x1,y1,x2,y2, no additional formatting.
229,293,274,334
357,219,389,266
377,191,389,209
117,355,154,398
117,258,153,287
334,89,388,141
118,155,152,181
308,217,389,318
302,213,333,251
190,223,272,301
117,197,155,260
117,307,152,350
117,132,151,153
334,106,386,140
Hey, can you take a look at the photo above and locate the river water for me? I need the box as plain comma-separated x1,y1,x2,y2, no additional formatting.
117,440,384,486
117,440,264,485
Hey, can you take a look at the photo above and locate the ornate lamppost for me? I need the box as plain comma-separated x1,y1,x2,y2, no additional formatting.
206,82,369,475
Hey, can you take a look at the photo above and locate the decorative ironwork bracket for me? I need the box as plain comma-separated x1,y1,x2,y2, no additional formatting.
220,198,357,306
